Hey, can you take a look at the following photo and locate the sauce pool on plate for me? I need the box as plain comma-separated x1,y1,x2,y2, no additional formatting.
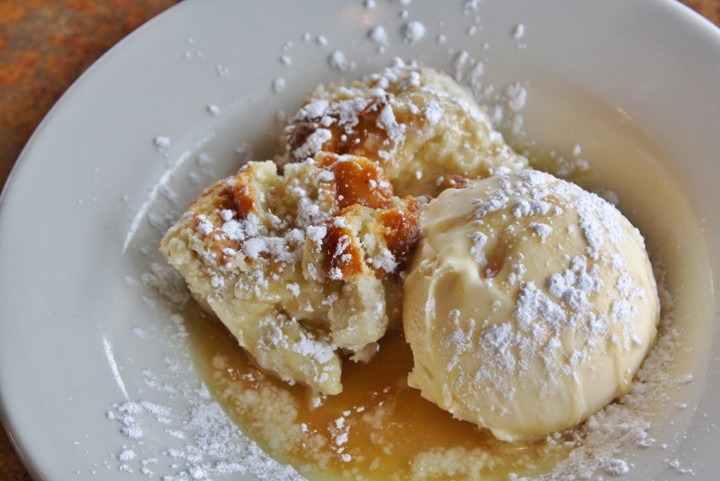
187,311,572,481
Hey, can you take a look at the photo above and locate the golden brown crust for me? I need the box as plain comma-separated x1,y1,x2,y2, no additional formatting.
316,152,394,210
323,218,366,280
379,199,422,277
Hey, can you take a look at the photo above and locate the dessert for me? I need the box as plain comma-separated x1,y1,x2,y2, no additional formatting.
283,64,527,197
162,63,528,397
403,169,660,441
161,63,663,480
161,152,420,395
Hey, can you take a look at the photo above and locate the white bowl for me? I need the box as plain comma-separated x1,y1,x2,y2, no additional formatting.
0,1,718,480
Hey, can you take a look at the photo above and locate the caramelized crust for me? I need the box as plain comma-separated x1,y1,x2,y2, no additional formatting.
379,199,422,275
288,96,404,162
316,152,394,209
323,220,366,280
231,181,256,218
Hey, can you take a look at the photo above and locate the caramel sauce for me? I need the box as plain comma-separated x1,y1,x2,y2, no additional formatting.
187,311,572,481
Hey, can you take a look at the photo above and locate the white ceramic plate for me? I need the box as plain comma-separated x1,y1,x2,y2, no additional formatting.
1,0,719,480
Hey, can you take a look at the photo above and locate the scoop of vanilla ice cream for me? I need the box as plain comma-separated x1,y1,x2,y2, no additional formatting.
403,169,659,441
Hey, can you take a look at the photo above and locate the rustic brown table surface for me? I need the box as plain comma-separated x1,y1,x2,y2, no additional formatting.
1,1,718,479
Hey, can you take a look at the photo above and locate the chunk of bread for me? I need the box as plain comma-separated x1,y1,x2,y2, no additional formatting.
283,64,527,197
161,153,420,394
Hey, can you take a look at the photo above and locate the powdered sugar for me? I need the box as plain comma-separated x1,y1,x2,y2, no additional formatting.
327,51,356,72
292,129,332,159
424,100,444,125
401,20,427,43
104,330,305,481
520,297,684,481
529,222,552,241
512,23,525,40
377,102,406,143
471,171,649,365
452,51,529,137
272,76,287,93
469,230,488,266
368,25,389,52
139,262,191,306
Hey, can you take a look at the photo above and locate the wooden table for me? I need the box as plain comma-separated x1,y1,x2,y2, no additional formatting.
1,1,718,479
